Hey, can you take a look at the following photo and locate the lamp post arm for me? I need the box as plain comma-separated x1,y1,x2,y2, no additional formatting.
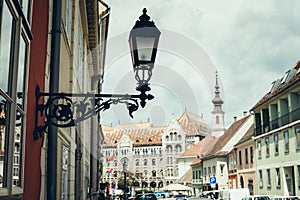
33,85,154,140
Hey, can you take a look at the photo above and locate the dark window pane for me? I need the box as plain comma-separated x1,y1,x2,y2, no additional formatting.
0,3,13,92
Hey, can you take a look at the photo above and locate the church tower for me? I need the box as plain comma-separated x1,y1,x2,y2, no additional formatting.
211,71,226,137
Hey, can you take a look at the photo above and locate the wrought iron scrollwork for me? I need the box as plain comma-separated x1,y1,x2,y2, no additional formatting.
34,85,154,140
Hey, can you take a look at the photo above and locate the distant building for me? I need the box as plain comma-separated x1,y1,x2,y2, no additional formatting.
200,114,253,191
102,112,210,191
250,61,300,196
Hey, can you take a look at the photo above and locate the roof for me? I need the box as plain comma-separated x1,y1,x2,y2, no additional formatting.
177,112,210,136
103,123,166,147
204,115,250,157
235,124,254,146
251,60,300,111
180,135,218,157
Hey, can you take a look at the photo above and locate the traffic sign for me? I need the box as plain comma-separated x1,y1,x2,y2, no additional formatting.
210,176,216,184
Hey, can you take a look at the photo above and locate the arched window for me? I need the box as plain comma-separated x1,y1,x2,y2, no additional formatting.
166,135,169,141
175,145,182,153
144,170,148,177
114,160,118,167
136,159,139,166
174,132,177,141
216,116,220,124
178,135,182,141
170,132,173,141
166,145,172,154
152,170,156,177
144,159,147,166
152,159,156,165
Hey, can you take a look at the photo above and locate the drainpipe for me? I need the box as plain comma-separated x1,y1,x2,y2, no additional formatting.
90,75,101,199
75,128,82,200
47,0,62,199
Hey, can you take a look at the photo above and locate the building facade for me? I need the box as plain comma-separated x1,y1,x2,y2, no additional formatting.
19,0,109,199
251,61,300,196
102,112,210,193
200,114,253,192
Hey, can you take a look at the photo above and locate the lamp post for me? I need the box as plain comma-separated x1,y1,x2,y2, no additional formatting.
123,161,127,200
33,8,160,200
33,8,160,139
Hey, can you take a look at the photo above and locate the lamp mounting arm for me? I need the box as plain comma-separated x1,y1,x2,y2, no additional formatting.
33,85,154,140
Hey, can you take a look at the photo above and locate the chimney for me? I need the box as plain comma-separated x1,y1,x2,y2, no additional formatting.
234,116,237,122
243,111,248,117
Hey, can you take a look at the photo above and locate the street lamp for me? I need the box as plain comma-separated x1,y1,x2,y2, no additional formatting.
123,160,127,200
33,8,160,140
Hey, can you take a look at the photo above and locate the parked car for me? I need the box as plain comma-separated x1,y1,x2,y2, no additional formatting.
173,194,188,200
242,195,271,200
135,193,158,200
271,196,300,200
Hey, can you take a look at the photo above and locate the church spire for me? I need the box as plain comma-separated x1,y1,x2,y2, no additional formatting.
211,71,225,137
212,71,224,113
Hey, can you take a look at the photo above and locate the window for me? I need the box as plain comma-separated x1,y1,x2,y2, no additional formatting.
65,0,72,43
265,137,270,157
220,164,225,174
152,159,156,166
295,126,300,149
144,159,147,166
259,170,263,187
239,150,242,166
250,146,253,163
245,148,249,164
216,116,220,124
166,145,172,154
178,135,182,141
212,166,216,175
284,130,289,153
114,160,117,167
204,167,207,177
61,145,69,200
298,165,300,189
257,140,262,158
274,133,279,155
276,168,280,188
136,159,139,166
267,169,271,187
175,145,182,153
0,0,32,190
208,167,211,175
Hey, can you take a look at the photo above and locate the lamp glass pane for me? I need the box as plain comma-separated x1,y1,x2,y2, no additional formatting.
136,37,155,62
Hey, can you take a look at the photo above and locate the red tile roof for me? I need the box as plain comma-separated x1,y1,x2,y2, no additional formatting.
103,123,166,147
180,135,218,157
177,112,210,136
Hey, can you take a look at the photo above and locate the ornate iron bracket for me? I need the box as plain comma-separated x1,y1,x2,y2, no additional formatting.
34,85,154,140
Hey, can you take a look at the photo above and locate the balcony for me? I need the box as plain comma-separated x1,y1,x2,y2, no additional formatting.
255,108,300,136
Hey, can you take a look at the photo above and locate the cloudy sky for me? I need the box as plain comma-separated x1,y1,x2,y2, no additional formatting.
100,0,300,128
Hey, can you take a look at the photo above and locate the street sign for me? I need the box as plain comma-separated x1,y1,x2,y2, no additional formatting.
210,176,216,184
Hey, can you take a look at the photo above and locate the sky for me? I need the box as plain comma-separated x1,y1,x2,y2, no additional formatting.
100,0,300,128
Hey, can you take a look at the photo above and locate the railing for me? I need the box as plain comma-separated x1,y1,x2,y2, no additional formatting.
255,108,300,136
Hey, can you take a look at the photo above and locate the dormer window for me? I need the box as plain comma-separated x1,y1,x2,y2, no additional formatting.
114,140,117,144
148,138,152,142
136,139,140,142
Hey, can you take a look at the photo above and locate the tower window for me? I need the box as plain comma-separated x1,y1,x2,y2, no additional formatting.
216,116,220,124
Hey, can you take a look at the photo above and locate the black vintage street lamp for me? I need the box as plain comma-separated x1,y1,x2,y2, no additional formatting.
33,8,160,140
123,160,127,200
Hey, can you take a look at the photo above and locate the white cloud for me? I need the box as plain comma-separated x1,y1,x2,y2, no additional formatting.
101,0,300,127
